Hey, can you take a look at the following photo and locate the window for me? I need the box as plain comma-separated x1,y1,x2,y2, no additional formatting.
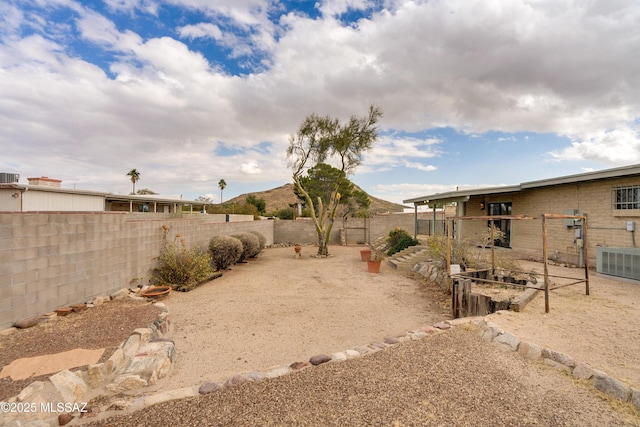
613,186,640,210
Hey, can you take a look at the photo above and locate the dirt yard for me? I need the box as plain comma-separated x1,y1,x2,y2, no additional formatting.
153,245,451,392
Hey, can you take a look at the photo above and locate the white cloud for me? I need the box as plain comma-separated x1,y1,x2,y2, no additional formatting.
2,0,640,201
241,162,262,175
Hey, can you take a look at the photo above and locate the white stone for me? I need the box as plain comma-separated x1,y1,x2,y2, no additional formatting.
87,363,106,388
345,349,360,358
49,369,89,402
264,366,291,379
122,334,141,359
495,332,520,351
517,341,542,361
331,352,347,361
572,363,594,380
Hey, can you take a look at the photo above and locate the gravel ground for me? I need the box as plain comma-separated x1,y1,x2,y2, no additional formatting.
84,327,640,427
0,299,161,401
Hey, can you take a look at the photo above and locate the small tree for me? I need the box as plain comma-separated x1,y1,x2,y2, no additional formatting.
246,194,266,215
287,105,382,256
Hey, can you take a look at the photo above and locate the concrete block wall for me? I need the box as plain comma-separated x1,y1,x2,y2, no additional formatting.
0,212,273,330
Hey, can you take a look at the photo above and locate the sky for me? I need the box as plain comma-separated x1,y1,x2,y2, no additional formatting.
1,0,640,208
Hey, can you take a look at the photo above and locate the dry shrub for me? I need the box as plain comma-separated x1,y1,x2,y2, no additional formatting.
249,231,266,255
153,237,214,292
233,232,260,261
209,235,243,270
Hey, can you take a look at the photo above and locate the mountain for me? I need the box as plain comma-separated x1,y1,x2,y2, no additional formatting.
224,183,407,214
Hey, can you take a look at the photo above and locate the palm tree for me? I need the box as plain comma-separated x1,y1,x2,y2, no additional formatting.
218,179,227,203
127,169,141,194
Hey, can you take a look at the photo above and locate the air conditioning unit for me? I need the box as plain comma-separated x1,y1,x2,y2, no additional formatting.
0,173,20,183
596,247,640,281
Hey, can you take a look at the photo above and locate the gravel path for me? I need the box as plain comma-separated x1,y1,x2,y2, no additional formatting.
84,327,640,426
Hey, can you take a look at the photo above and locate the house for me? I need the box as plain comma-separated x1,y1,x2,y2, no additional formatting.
0,174,203,213
403,164,640,281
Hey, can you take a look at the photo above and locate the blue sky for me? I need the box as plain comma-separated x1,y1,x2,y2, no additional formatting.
1,0,639,207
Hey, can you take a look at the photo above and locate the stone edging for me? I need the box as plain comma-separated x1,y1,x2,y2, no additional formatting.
4,309,639,426
0,296,173,427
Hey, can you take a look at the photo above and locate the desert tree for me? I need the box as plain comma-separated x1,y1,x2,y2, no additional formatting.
287,105,382,256
127,169,141,194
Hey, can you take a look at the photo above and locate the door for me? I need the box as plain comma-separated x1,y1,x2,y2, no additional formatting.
487,202,512,248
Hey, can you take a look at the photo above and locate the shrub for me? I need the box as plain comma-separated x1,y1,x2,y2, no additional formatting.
249,231,266,255
386,228,419,256
233,232,260,261
209,235,243,270
153,237,214,292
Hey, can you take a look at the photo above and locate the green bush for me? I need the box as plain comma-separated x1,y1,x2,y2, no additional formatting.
233,232,260,261
153,237,214,292
249,231,266,255
386,228,419,256
209,235,243,270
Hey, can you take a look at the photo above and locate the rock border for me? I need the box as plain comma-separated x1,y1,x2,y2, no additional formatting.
0,290,173,427
3,306,639,426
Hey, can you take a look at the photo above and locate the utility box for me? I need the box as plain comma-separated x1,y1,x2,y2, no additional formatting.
627,221,635,232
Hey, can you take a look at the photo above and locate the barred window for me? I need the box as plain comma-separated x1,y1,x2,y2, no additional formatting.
613,186,640,210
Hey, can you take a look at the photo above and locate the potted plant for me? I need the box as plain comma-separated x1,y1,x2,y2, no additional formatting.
367,250,384,273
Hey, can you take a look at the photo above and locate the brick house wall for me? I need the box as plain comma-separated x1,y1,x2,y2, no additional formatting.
459,177,640,265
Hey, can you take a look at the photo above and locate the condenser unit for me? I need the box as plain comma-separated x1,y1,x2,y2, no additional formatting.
597,247,640,281
0,173,19,183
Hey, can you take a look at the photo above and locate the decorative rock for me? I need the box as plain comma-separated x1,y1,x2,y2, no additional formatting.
49,370,89,402
384,337,400,345
517,341,542,361
17,381,45,402
111,288,131,300
331,352,347,362
592,370,631,402
225,375,251,387
345,349,360,358
409,331,428,341
309,354,332,366
290,361,309,370
58,414,75,425
107,374,147,392
106,348,125,374
572,363,594,380
264,366,291,379
419,326,440,334
358,346,375,355
71,303,88,313
631,389,640,412
544,358,572,373
542,348,575,368
370,342,387,349
199,382,222,395
134,327,153,343
55,307,73,316
433,322,451,330
87,364,105,388
14,316,41,329
248,372,264,381
495,332,520,351
122,334,141,359
143,387,198,407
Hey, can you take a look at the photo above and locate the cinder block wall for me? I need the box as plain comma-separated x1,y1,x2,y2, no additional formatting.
0,212,273,329
1,211,429,329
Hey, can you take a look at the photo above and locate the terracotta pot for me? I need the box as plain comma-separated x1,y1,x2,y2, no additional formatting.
367,259,382,273
141,286,171,300
294,245,302,253
360,249,372,262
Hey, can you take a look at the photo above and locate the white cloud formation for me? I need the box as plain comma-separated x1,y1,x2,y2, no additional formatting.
1,0,640,200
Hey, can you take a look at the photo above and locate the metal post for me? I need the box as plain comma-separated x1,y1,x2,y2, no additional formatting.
414,205,418,239
542,214,550,313
490,224,495,275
